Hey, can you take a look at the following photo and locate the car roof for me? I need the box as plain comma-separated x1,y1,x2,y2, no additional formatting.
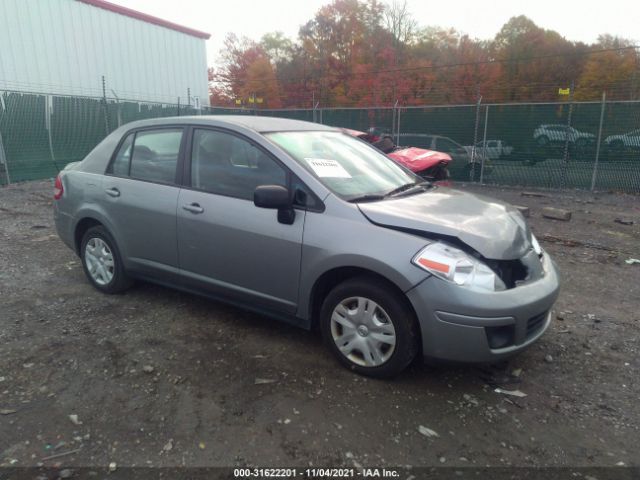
119,115,336,133
398,133,434,138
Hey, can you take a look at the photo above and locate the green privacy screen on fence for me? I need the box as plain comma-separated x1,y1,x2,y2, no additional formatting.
1,90,639,192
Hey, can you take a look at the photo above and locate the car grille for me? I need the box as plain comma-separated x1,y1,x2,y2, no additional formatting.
526,311,548,338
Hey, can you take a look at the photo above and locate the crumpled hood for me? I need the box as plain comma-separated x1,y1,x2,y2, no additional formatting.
358,188,532,260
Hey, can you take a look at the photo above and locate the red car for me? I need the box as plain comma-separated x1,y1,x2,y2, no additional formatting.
342,128,451,184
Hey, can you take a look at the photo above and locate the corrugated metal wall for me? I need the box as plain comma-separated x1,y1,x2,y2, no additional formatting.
0,0,209,104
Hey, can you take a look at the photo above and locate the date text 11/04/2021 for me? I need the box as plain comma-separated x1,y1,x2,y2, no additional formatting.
233,468,401,478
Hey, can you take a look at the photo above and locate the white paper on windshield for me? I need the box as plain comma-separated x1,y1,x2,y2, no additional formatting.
304,158,352,178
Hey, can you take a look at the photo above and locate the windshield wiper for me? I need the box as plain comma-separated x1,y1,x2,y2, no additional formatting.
347,194,386,203
385,181,431,198
348,181,431,203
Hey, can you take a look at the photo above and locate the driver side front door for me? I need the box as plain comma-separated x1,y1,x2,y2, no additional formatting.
177,128,305,315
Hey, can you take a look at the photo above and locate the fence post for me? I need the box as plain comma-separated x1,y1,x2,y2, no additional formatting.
560,80,575,188
396,104,402,146
110,89,122,127
177,97,180,116
0,131,11,185
590,91,607,191
45,95,59,172
392,100,399,144
479,105,489,184
101,75,110,135
471,94,482,181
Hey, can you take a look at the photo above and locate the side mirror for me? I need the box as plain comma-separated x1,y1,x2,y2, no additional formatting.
254,185,291,209
254,185,295,225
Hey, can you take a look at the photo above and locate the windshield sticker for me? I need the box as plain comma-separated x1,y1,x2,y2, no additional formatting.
304,158,352,178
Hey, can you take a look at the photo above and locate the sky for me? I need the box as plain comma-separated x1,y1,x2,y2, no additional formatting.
115,0,640,66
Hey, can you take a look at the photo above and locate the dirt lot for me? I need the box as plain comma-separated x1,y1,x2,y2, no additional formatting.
1,180,639,470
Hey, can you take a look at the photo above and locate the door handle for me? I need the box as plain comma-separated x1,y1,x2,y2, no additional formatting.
105,187,120,197
182,203,204,214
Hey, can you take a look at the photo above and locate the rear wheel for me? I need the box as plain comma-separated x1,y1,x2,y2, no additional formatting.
320,276,419,378
81,226,132,294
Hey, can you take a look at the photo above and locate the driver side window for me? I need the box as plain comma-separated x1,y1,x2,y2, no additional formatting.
190,129,287,200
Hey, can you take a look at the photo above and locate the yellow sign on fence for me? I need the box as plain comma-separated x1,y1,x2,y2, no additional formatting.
558,88,571,96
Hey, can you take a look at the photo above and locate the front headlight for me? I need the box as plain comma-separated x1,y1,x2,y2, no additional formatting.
412,242,506,292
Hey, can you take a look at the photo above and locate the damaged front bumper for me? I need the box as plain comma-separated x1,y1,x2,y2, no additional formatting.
406,252,560,363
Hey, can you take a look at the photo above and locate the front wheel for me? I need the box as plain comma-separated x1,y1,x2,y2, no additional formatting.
81,226,133,294
320,277,419,378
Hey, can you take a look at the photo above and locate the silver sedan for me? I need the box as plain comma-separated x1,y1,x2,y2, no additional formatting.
54,116,560,377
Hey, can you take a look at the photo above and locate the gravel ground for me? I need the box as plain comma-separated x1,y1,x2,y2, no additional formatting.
0,180,639,470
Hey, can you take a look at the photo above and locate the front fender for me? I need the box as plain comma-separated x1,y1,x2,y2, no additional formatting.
296,199,431,322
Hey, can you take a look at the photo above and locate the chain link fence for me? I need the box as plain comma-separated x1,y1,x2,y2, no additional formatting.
1,89,639,192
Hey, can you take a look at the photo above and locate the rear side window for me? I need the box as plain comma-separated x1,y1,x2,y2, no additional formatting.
130,129,182,184
108,133,134,176
107,128,182,184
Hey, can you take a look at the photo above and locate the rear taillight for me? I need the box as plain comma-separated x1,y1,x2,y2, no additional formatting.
54,174,64,200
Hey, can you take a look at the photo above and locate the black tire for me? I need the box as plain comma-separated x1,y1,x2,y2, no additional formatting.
320,276,420,378
80,226,133,294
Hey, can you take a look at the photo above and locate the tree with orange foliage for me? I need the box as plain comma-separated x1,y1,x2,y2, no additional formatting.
576,35,639,100
211,3,640,108
214,34,282,108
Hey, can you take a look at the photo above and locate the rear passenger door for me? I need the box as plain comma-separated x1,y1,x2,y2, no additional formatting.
103,127,184,277
177,128,305,314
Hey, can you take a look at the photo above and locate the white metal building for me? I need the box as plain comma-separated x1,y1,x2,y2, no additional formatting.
0,0,210,105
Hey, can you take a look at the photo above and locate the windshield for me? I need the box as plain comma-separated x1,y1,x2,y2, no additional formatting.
266,131,420,201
